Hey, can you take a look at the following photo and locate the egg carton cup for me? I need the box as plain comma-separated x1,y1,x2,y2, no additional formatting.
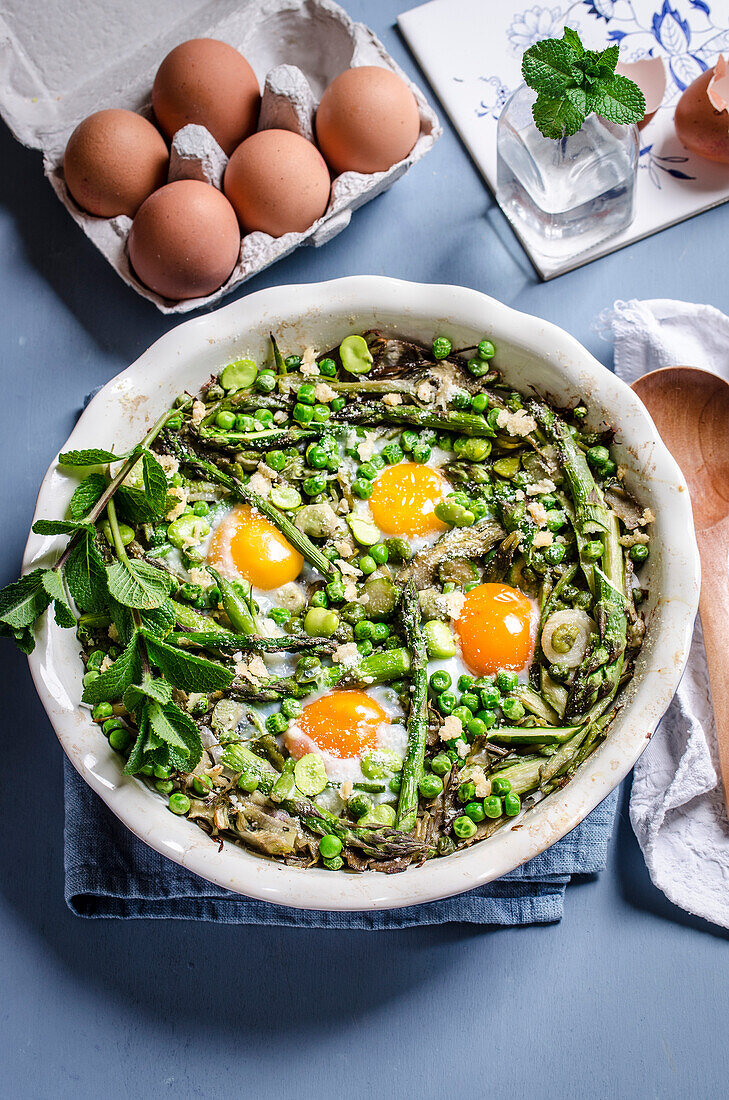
0,0,441,314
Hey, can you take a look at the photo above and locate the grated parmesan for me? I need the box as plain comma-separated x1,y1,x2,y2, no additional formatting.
496,408,537,437
382,393,403,407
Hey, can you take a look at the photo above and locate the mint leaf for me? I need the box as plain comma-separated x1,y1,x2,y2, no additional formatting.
64,531,108,613
0,570,51,632
141,450,169,514
123,674,173,712
58,448,120,467
597,43,619,75
562,27,583,55
69,473,106,520
41,569,76,630
144,631,234,692
32,519,92,537
124,698,202,775
106,559,173,610
588,73,645,125
522,38,577,96
82,632,142,704
115,449,169,524
140,600,177,639
532,93,585,138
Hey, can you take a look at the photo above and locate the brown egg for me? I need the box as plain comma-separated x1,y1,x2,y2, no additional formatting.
128,180,240,300
675,66,729,164
63,109,169,218
153,38,260,155
315,66,421,176
224,129,331,237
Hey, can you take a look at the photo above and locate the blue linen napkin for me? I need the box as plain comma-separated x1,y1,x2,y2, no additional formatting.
64,760,618,925
64,387,618,925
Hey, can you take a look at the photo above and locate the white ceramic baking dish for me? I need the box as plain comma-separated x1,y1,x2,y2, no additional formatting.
23,277,700,910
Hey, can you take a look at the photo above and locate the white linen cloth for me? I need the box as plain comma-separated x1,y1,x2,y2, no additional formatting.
600,299,729,930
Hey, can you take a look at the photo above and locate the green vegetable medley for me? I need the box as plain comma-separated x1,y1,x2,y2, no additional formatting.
1,328,652,873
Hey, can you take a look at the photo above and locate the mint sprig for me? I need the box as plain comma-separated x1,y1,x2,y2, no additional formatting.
522,29,645,139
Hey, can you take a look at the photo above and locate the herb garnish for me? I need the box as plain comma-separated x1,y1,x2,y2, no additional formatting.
522,28,646,139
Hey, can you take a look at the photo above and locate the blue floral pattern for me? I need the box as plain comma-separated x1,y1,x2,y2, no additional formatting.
469,0,729,189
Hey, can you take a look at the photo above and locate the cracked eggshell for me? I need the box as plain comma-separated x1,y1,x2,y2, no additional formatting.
153,38,260,156
675,59,729,165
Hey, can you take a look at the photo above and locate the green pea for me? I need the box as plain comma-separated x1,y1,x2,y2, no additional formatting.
178,582,202,604
587,445,611,469
322,855,344,870
504,792,522,817
412,443,431,463
192,774,213,796
139,763,154,776
477,339,496,361
400,429,418,452
457,673,475,693
450,390,472,411
86,649,106,672
352,478,373,500
109,727,131,753
432,336,452,359
467,357,490,378
348,792,373,819
166,792,190,816
491,775,512,796
255,370,277,394
466,718,487,739
482,795,503,819
471,393,489,413
166,416,182,430
236,414,256,432
357,639,374,656
319,834,343,859
304,607,339,638
452,705,473,725
285,354,302,370
306,443,329,468
602,460,617,477
331,397,346,412
453,815,477,839
479,682,501,708
325,578,345,603
419,773,444,799
370,623,390,643
358,461,379,481
353,620,374,641
430,752,452,777
339,334,373,375
154,763,173,779
215,410,237,430
437,691,457,715
465,800,486,823
429,670,452,693
384,537,411,563
237,770,260,794
629,543,649,564
266,449,286,472
92,701,114,723
257,409,275,426
266,712,289,735
382,443,404,465
367,543,387,567
358,554,376,575
155,779,175,795
191,500,209,518
460,692,480,713
303,474,327,496
281,697,303,719
544,543,566,565
388,775,402,795
318,357,337,377
458,780,476,803
293,402,314,425
582,540,604,562
102,718,125,737
501,697,525,721
496,669,519,692
544,509,567,532
270,607,291,626
313,405,331,423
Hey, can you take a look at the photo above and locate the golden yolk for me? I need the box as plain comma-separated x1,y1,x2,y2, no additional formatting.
368,462,449,537
454,583,535,676
291,690,388,760
207,503,303,590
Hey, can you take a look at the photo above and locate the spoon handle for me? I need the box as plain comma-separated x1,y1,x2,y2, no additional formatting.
696,516,729,807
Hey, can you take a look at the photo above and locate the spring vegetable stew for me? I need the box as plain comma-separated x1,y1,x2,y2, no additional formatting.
1,329,652,873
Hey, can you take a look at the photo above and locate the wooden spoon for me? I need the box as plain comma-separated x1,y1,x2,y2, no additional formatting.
631,367,729,805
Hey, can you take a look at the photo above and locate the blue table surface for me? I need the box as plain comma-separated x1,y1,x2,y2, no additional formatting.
2,3,728,1097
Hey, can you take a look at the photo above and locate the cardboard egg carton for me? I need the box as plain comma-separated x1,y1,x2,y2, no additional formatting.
0,0,441,313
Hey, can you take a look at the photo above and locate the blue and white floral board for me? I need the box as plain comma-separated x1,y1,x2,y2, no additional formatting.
399,0,729,278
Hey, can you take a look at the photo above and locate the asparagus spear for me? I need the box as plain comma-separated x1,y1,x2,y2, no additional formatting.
228,647,412,702
195,424,328,451
395,582,429,832
531,402,610,535
166,630,336,655
331,405,497,437
166,438,336,579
